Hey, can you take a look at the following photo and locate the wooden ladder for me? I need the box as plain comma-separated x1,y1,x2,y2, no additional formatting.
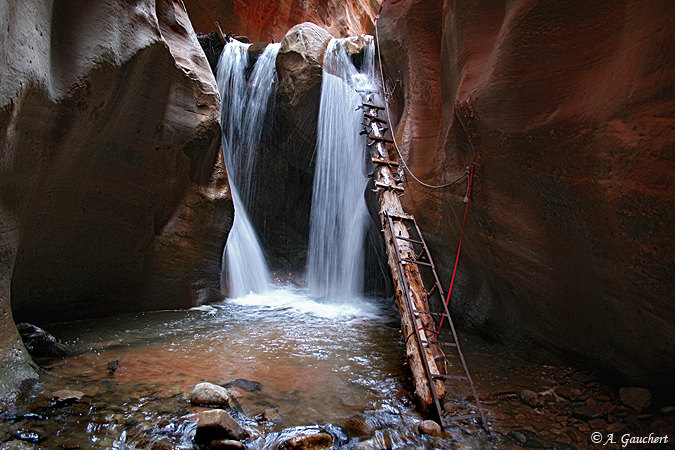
385,212,489,431
362,97,489,432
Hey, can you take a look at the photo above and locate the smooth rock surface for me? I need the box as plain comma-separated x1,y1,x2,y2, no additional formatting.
0,0,229,404
378,0,675,391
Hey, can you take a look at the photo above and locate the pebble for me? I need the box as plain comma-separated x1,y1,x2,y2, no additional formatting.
418,420,443,437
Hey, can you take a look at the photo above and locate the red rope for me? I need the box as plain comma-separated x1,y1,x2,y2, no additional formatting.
437,164,474,333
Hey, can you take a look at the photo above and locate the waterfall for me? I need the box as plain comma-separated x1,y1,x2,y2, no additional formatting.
307,37,379,300
216,42,281,298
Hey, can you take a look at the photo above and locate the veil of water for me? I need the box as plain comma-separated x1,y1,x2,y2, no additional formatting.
307,37,378,300
217,42,281,297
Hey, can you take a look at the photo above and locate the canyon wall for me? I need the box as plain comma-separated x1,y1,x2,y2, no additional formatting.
378,0,674,390
0,0,229,408
184,0,381,41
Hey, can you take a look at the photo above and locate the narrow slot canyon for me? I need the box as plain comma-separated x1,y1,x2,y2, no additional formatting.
0,1,673,448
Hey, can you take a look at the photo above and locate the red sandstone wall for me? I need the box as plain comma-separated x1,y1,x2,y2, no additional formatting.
183,0,381,41
378,0,675,389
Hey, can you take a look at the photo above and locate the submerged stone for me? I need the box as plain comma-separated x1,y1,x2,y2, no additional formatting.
280,432,333,450
51,389,84,406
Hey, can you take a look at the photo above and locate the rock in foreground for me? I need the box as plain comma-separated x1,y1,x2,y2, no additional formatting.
280,432,333,450
194,409,249,444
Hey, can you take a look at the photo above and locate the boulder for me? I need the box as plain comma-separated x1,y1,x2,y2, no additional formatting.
191,382,239,409
16,323,68,358
280,432,333,450
194,409,249,444
247,22,332,270
619,387,652,412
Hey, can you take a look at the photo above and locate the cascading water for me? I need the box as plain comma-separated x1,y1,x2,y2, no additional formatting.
217,42,281,298
307,37,380,300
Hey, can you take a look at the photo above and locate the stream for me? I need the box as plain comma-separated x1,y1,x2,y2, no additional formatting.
3,287,670,449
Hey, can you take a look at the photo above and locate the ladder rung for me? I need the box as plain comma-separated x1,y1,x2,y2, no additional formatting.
412,309,443,316
401,258,432,267
420,340,457,347
363,103,384,110
385,212,414,221
394,235,422,244
444,413,481,422
371,157,399,167
375,182,404,192
364,113,388,123
368,134,394,143
432,374,468,380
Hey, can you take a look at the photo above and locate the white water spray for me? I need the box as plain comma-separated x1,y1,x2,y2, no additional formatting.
307,37,380,300
216,42,281,297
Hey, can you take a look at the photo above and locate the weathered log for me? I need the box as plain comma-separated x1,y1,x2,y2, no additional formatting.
364,105,446,409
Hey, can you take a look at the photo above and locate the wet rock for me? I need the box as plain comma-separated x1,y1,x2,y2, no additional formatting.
520,390,543,407
224,378,262,392
16,323,69,358
443,401,457,413
191,382,238,408
619,387,652,412
342,415,373,437
51,389,84,406
572,405,604,420
509,429,543,448
279,432,333,450
262,408,280,422
418,419,443,437
210,439,245,449
195,409,249,444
